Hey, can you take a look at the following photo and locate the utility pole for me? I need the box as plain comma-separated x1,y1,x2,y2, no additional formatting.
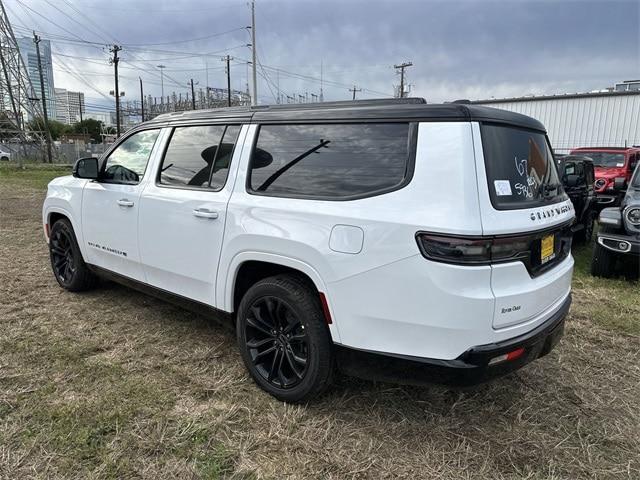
349,85,362,100
190,78,196,110
109,44,122,137
319,60,324,102
157,64,166,104
222,55,232,107
139,77,144,122
33,32,52,163
250,0,257,106
78,92,83,122
393,61,413,98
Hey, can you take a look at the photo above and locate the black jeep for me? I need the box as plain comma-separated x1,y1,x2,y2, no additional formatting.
591,164,640,278
557,155,598,243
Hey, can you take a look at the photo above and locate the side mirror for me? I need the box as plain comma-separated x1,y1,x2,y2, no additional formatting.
565,174,580,188
73,157,99,179
613,177,626,191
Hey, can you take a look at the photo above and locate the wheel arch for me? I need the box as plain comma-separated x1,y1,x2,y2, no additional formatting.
221,252,340,342
44,206,88,261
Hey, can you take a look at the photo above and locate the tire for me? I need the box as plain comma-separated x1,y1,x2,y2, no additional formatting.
574,211,596,244
49,219,98,291
590,227,618,278
236,274,334,403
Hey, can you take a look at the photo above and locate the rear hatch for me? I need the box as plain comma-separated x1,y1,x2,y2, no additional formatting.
473,123,575,329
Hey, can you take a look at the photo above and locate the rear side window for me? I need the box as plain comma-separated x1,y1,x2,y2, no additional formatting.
248,123,413,199
481,124,566,210
159,125,241,189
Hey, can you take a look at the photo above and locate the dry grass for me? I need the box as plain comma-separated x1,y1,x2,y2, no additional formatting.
1,166,639,479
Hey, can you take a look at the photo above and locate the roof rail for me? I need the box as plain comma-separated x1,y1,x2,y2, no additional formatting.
258,97,426,110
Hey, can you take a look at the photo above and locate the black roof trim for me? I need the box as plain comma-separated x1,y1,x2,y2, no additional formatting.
144,97,545,132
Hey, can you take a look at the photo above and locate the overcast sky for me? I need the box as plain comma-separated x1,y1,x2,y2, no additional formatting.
7,0,640,111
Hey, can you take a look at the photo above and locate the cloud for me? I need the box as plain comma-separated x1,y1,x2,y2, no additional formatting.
10,0,639,109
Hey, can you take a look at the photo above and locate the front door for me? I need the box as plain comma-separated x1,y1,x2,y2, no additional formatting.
82,129,163,281
139,124,245,305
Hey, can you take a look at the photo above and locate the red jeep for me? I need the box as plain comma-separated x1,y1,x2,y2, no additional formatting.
570,147,640,208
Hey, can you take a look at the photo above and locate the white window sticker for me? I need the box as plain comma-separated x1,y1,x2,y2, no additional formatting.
494,180,512,196
616,163,624,167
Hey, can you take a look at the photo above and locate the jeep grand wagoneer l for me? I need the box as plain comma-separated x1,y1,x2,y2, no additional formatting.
43,99,574,402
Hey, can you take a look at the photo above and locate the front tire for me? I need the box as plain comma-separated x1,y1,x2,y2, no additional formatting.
236,275,334,403
49,219,98,291
590,227,618,278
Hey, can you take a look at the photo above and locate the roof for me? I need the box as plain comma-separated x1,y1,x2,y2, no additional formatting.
470,89,640,105
146,97,546,132
571,146,640,152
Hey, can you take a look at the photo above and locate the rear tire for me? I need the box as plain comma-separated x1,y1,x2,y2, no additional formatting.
590,227,617,278
49,219,98,291
574,211,596,244
236,274,334,403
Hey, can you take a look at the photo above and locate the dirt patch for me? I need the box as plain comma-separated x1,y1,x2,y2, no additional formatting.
1,171,639,479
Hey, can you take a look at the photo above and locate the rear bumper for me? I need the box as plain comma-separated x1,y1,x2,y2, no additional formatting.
335,293,571,386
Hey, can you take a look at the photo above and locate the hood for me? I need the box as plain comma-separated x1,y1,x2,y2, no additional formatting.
595,166,626,179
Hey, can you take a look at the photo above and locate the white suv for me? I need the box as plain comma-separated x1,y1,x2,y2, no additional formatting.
43,99,575,402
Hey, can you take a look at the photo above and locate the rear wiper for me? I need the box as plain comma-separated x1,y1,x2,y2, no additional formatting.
543,183,561,197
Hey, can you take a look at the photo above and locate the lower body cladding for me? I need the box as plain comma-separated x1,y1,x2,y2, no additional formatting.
327,254,574,385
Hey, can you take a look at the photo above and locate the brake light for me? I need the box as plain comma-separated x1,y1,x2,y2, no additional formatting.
416,233,531,266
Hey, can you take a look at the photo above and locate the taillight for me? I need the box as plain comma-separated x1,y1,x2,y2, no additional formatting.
416,233,531,266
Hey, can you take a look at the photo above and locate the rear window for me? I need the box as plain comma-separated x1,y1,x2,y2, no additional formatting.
481,124,566,210
248,123,413,200
579,152,625,168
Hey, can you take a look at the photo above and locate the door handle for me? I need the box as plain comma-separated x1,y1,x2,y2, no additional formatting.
117,199,134,207
193,208,219,219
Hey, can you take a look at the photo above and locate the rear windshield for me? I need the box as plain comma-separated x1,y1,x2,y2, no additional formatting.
577,152,625,168
481,124,566,210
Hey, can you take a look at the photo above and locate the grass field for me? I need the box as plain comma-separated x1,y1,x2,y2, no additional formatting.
1,165,639,479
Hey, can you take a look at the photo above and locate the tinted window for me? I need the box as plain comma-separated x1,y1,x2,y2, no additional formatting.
211,125,241,189
248,123,411,199
481,124,566,210
160,125,241,189
102,129,160,183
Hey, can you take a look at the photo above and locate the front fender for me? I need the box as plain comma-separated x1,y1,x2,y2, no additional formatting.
42,176,87,258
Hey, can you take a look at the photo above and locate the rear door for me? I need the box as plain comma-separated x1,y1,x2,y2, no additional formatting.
138,124,246,305
82,129,162,281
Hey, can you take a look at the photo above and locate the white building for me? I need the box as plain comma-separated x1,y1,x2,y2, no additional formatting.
55,88,85,125
470,86,640,153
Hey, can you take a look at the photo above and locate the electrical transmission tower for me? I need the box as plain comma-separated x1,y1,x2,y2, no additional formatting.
0,1,47,156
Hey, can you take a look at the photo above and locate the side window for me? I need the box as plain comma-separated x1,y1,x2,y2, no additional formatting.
211,125,241,189
102,129,161,184
159,125,241,189
248,123,412,199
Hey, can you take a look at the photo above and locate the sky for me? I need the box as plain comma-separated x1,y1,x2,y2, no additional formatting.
6,0,640,113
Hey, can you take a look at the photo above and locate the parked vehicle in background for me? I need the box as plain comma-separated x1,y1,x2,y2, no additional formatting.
570,147,640,208
42,99,576,402
557,155,597,242
0,145,12,161
592,163,640,277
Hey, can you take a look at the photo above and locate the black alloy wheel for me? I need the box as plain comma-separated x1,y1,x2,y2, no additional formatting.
245,296,309,389
48,219,97,291
50,226,76,286
236,274,334,402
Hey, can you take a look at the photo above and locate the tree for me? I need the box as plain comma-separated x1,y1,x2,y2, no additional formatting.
71,119,105,143
26,117,71,141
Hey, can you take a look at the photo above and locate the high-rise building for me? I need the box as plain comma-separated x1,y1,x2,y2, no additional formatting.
55,88,85,124
16,36,56,120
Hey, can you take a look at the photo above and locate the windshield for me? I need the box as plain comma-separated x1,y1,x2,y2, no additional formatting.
579,152,625,168
481,124,566,210
631,165,640,189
